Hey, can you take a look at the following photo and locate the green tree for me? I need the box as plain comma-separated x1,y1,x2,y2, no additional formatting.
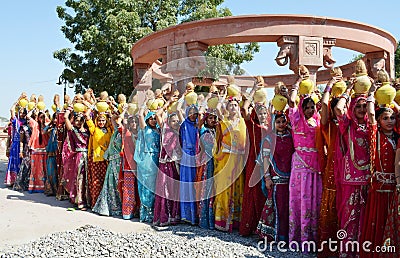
54,0,259,97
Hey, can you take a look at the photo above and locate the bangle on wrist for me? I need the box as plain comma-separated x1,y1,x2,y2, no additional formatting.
366,95,375,103
324,85,332,93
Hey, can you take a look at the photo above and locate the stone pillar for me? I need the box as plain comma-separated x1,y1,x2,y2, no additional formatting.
364,51,389,79
133,63,152,91
298,36,324,86
164,42,208,94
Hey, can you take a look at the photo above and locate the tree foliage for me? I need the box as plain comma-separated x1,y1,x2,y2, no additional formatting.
54,0,259,97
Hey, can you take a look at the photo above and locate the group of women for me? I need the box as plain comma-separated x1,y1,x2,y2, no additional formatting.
4,67,400,257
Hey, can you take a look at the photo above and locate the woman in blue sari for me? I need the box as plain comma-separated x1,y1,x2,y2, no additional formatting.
5,100,27,186
44,113,58,196
134,106,160,223
179,104,199,225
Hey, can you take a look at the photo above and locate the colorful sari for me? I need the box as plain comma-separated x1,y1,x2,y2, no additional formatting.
179,113,199,225
93,129,123,216
256,128,294,242
28,119,49,193
335,97,370,258
120,125,140,220
55,119,69,201
61,127,89,208
134,122,160,223
153,120,181,226
360,124,398,258
86,118,113,208
240,110,267,236
213,117,246,232
5,117,25,186
318,118,340,257
382,189,400,258
196,125,216,229
288,99,323,246
13,124,31,191
44,126,58,196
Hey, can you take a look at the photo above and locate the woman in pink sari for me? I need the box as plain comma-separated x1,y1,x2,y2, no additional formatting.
62,109,89,209
287,76,323,249
153,99,182,226
334,84,370,257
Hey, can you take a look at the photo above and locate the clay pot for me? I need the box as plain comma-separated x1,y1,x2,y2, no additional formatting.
299,79,314,95
271,94,287,111
207,97,219,109
254,88,268,104
354,74,371,94
331,80,347,98
37,101,46,111
96,101,109,113
127,103,138,115
184,92,198,105
73,103,86,113
375,82,395,105
19,98,28,108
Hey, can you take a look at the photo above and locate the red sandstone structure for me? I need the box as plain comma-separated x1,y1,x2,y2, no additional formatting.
130,14,397,91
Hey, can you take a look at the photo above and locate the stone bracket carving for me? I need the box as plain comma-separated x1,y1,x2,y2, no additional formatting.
323,38,336,68
133,63,152,90
275,36,299,71
365,51,387,79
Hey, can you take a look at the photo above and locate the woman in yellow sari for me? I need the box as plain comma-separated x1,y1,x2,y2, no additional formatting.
213,95,247,232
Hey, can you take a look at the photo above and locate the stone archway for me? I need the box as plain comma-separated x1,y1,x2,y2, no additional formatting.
130,14,397,91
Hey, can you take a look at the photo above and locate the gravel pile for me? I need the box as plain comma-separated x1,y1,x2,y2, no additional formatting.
0,224,316,258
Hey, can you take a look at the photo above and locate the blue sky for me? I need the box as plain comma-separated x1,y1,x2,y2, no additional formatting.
0,0,399,119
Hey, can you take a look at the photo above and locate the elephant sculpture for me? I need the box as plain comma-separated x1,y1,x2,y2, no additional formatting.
275,43,296,66
323,47,336,68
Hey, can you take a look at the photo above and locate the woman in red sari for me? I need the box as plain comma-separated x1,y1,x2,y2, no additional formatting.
334,83,371,258
240,81,268,236
120,114,141,220
360,83,398,258
27,110,49,193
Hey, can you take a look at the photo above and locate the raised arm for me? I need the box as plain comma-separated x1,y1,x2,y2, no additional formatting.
243,81,259,120
288,76,302,108
215,93,226,121
320,77,338,126
335,78,354,118
366,81,378,125
64,109,73,131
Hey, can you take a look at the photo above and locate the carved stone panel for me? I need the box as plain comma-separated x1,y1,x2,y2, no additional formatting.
298,36,323,67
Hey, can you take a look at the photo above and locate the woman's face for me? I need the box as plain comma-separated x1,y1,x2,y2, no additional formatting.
275,116,288,133
187,108,198,122
19,109,27,119
97,116,107,128
74,116,84,128
169,115,180,130
38,114,46,124
147,115,157,127
226,101,239,116
378,111,395,133
206,114,218,128
128,118,137,131
302,101,316,120
353,100,367,121
257,108,268,124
